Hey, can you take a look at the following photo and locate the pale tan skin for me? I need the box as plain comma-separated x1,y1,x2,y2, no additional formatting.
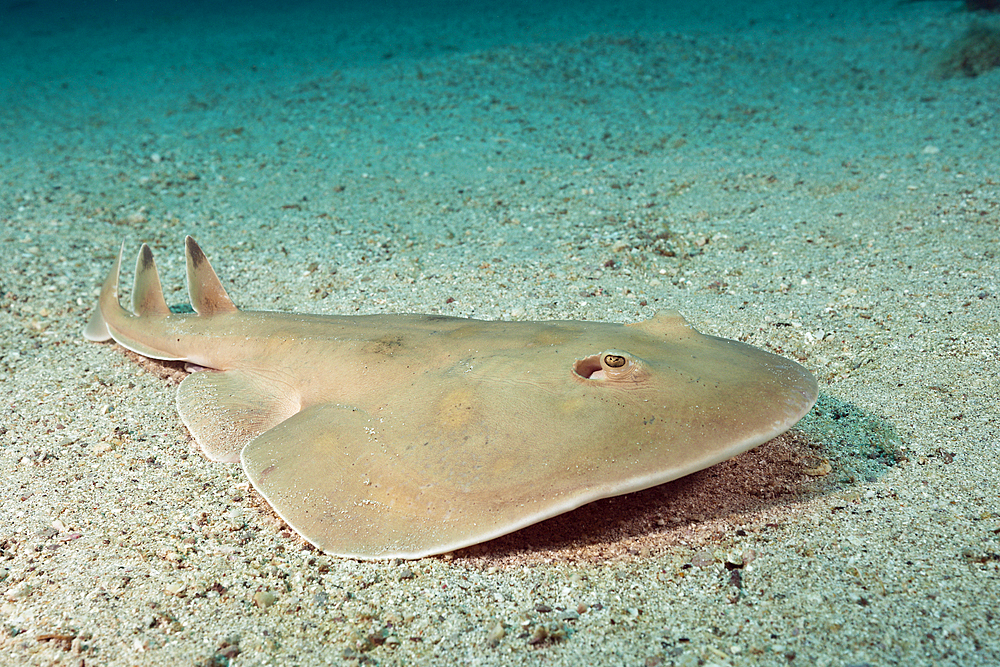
85,237,818,560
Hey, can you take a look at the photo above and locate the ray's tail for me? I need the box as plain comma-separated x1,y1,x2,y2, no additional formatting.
83,236,237,344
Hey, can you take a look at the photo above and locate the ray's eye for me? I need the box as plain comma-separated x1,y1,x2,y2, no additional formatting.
604,354,626,368
573,349,646,383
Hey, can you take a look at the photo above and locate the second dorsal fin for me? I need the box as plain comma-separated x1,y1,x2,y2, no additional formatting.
131,244,171,317
185,236,237,315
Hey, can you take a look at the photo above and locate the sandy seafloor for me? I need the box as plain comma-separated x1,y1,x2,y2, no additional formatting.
1,0,998,664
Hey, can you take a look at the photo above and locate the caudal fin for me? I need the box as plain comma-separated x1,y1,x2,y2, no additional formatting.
83,241,190,360
83,241,125,341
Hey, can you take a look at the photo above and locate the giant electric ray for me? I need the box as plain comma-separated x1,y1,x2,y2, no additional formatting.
84,237,818,559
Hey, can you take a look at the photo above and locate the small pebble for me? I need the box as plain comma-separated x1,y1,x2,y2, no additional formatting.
690,550,716,567
253,590,277,608
527,624,548,645
803,457,832,476
487,622,505,647
5,582,30,600
164,581,186,596
91,441,114,456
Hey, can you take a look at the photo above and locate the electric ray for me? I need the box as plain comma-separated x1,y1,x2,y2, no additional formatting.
84,237,818,559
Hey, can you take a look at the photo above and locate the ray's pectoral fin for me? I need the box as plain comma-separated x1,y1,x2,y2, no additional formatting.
241,404,453,560
177,369,300,463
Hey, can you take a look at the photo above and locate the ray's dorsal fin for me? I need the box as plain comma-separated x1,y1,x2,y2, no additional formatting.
131,244,171,317
185,236,237,315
